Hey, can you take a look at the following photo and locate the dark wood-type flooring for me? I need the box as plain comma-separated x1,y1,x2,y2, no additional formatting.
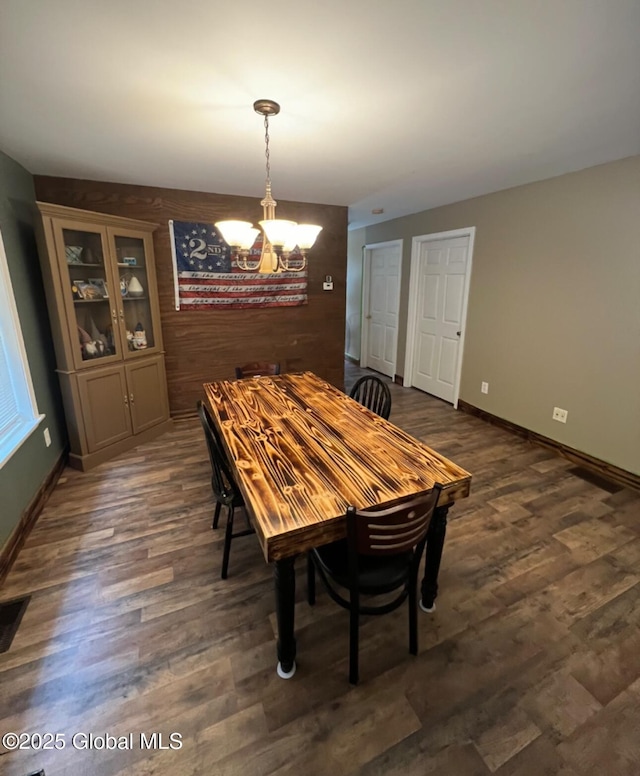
1,363,640,775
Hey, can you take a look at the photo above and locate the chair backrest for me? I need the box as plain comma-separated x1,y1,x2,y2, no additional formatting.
235,361,281,379
197,400,238,500
349,375,392,420
347,484,442,558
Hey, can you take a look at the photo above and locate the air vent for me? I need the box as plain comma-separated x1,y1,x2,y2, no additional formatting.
0,595,30,653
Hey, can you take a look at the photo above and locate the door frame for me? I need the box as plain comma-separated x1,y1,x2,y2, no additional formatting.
403,227,475,407
360,239,403,375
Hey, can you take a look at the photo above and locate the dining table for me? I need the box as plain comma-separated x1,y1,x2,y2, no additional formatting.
203,371,472,678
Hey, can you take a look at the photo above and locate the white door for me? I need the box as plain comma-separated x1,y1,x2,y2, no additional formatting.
406,232,473,404
362,242,401,378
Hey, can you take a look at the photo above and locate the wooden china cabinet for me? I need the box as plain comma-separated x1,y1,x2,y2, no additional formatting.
36,202,172,471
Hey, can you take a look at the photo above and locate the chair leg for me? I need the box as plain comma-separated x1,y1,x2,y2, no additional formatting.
212,501,222,530
349,600,359,685
221,506,235,580
307,554,316,606
408,581,418,655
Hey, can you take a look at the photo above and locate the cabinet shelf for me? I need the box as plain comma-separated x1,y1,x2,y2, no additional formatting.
81,352,114,361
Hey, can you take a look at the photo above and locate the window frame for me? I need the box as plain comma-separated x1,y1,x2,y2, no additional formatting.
0,227,44,468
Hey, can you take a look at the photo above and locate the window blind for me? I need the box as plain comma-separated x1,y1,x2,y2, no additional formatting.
0,327,21,438
0,229,42,466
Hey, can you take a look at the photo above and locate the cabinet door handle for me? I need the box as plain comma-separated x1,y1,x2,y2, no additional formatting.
119,310,124,320
130,393,135,404
124,394,129,406
111,309,118,322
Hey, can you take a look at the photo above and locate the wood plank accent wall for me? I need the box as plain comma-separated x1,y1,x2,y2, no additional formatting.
33,176,348,416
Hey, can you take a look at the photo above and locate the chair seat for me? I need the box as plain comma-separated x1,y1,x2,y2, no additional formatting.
218,487,244,509
312,540,412,594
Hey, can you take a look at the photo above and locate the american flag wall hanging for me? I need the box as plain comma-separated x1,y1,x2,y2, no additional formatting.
169,220,308,310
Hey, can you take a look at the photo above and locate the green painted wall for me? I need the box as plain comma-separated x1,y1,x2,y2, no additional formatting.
0,150,66,549
347,155,640,476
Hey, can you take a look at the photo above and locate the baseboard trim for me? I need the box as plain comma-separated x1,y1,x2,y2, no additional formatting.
394,374,404,386
344,354,360,366
171,409,198,421
457,400,639,493
0,450,67,584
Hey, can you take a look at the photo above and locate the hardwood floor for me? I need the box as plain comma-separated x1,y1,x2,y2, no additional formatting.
1,363,639,775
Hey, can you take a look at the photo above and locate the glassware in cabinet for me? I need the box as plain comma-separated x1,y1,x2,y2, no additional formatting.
55,223,122,365
112,232,158,355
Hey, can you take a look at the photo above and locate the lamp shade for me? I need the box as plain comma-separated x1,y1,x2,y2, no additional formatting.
259,219,297,248
215,220,259,249
291,224,322,251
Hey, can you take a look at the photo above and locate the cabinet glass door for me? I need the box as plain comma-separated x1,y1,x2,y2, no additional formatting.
111,232,158,356
56,222,122,366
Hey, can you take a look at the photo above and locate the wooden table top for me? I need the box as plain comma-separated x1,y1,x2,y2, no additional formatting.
203,371,471,562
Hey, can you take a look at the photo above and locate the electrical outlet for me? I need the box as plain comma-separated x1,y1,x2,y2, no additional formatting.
552,407,568,423
43,427,52,446
481,382,489,394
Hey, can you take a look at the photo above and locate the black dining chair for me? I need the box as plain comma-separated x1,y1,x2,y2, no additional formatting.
307,484,443,684
197,401,254,579
349,375,392,420
235,361,281,379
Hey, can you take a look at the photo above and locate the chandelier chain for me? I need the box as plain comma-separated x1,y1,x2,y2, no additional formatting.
264,115,271,186
214,99,320,274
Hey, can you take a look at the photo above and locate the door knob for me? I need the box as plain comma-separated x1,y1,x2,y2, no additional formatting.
456,331,461,336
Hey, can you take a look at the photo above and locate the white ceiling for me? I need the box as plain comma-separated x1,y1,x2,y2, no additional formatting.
1,0,639,230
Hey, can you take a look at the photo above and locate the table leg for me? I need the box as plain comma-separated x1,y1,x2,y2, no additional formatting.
420,504,450,612
274,556,297,679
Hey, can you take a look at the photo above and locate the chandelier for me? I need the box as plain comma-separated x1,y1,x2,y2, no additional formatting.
215,100,322,274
